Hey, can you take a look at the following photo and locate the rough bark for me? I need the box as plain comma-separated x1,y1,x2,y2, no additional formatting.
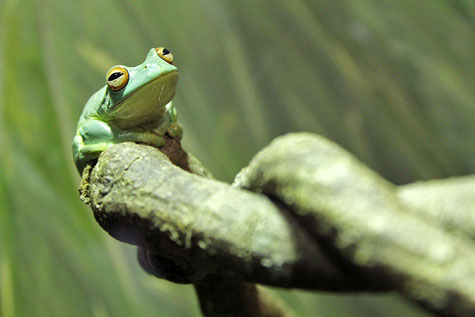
83,142,373,291
398,175,475,240
234,133,475,317
80,133,475,317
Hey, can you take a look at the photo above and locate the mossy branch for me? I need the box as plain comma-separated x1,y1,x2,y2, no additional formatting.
80,133,475,317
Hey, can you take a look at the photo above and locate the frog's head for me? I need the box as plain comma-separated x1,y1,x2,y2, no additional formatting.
103,47,178,128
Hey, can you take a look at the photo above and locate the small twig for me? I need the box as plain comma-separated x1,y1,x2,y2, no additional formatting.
194,275,292,317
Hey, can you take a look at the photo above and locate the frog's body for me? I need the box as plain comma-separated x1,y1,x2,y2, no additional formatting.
73,48,182,174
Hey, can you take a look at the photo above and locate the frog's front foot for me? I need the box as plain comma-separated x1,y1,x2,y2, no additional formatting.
138,132,166,148
166,122,183,139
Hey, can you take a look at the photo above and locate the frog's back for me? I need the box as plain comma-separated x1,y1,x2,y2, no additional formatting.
73,86,108,172
78,86,108,123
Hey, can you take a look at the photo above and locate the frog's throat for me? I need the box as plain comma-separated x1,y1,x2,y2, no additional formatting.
108,71,178,129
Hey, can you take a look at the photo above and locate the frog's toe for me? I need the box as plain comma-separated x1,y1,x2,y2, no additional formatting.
166,123,183,139
140,133,165,147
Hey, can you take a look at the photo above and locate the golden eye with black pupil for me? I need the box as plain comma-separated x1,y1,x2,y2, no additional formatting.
106,66,129,91
155,47,174,64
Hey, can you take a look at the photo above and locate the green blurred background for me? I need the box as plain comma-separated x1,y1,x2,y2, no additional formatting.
0,0,473,316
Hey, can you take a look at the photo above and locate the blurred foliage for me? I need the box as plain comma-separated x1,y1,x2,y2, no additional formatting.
0,0,473,316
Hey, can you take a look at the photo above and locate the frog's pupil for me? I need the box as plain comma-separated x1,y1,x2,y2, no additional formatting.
162,48,170,55
108,72,123,81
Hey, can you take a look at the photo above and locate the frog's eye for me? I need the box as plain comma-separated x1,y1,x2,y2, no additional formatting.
106,66,129,91
155,47,174,64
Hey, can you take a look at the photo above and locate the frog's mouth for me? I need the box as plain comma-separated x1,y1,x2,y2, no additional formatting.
110,71,179,129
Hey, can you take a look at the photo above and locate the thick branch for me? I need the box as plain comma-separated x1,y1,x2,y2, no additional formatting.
82,133,475,317
234,133,475,317
398,175,475,240
85,142,373,291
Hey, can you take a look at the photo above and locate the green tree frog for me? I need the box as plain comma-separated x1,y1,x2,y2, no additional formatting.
72,47,182,174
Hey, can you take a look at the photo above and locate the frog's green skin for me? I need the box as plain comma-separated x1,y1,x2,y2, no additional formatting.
73,48,182,174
